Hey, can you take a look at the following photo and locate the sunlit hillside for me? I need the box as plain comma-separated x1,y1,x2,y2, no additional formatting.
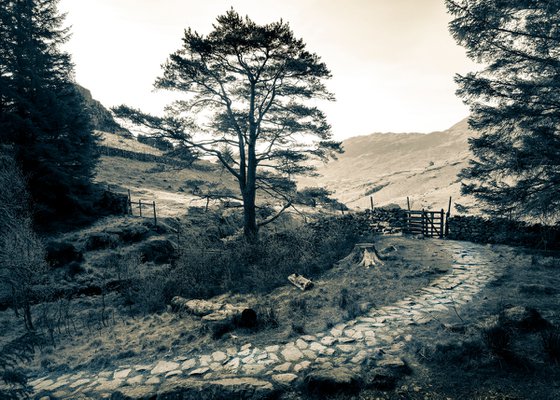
301,119,477,213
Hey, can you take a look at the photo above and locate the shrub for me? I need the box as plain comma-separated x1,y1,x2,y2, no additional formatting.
170,214,359,299
542,328,560,364
483,325,511,357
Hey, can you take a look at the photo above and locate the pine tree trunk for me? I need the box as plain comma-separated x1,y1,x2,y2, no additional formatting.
243,188,258,243
23,301,34,331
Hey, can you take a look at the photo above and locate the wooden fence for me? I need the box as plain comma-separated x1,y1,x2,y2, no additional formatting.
123,188,157,227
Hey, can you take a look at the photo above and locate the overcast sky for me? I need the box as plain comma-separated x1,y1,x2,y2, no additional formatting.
59,0,477,140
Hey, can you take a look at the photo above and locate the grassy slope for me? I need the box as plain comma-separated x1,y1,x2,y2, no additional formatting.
300,119,477,213
95,131,239,217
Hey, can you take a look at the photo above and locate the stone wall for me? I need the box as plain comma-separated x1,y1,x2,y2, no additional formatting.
310,207,406,237
447,215,560,250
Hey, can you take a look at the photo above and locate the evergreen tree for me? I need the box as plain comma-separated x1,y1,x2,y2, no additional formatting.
115,9,341,241
446,0,560,221
0,0,99,227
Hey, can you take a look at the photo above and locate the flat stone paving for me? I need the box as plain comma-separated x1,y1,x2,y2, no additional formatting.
30,240,497,399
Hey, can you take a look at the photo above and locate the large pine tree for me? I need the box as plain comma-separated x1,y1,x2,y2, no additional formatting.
115,9,341,241
0,0,98,227
446,0,560,222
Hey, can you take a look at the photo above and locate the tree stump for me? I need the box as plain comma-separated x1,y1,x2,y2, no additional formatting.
339,243,384,268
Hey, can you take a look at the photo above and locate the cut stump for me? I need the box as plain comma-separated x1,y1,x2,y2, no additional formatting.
339,243,384,268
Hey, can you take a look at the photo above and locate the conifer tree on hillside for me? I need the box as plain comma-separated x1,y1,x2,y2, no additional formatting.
446,0,560,222
0,0,99,227
115,9,341,241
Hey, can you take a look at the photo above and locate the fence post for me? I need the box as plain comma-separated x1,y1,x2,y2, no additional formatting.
370,196,374,211
422,209,426,237
153,201,157,227
440,209,444,238
445,196,452,237
127,189,132,215
407,196,411,211
139,200,142,217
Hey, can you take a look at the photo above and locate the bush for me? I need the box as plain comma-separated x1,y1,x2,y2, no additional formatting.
169,215,359,299
542,328,560,364
483,325,511,357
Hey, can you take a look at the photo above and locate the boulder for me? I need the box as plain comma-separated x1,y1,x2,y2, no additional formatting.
45,241,83,268
137,238,176,264
304,367,362,395
84,232,120,251
500,306,552,332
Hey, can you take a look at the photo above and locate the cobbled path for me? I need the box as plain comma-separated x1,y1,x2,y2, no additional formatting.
30,240,497,399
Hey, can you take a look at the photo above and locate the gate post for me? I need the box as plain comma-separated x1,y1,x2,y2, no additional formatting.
440,209,444,238
422,209,426,237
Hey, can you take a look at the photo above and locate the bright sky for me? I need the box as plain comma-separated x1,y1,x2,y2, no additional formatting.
59,0,476,140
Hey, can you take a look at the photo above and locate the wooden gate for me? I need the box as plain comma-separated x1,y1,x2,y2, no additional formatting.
404,209,446,238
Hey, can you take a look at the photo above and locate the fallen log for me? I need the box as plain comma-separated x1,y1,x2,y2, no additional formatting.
170,296,257,328
288,273,314,291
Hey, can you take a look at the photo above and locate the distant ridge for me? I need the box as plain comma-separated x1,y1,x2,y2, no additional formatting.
300,119,478,213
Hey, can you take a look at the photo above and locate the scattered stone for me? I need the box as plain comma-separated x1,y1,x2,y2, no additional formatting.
243,364,266,374
151,361,180,375
33,379,54,391
199,355,212,366
281,345,304,361
181,359,197,370
127,375,144,385
274,362,292,372
265,345,280,353
272,373,298,385
336,344,354,353
294,361,311,372
242,355,255,364
114,369,131,380
302,349,317,359
69,378,90,388
305,367,361,395
189,367,210,376
238,348,252,357
212,351,228,363
165,370,182,378
225,357,240,370
321,348,335,356
295,338,309,350
145,377,160,385
320,336,336,346
97,379,123,391
501,306,552,331
310,342,326,352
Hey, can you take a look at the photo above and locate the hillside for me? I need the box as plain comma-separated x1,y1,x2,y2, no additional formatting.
95,131,238,217
302,119,477,213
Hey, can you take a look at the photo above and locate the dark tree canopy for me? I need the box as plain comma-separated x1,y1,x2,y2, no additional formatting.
447,0,560,222
115,9,342,241
0,0,99,227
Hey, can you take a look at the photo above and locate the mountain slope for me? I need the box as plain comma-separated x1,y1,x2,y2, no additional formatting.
302,119,478,213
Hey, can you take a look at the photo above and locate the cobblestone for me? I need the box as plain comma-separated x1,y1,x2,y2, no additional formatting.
31,241,496,399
